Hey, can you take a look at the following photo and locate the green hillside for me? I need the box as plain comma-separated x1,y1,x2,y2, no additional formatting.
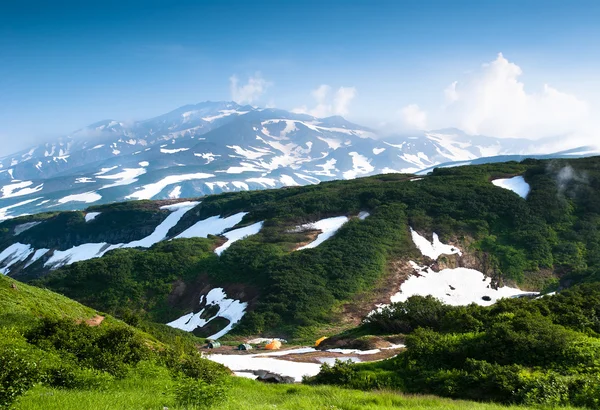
1,275,557,410
1,156,595,339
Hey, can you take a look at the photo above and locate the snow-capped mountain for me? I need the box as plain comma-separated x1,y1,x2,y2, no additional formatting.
0,102,596,220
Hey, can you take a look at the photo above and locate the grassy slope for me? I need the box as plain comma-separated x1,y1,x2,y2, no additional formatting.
0,274,100,329
15,377,569,410
2,275,561,410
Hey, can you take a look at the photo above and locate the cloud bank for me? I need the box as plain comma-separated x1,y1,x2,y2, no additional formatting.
293,85,357,117
399,53,595,145
230,73,270,104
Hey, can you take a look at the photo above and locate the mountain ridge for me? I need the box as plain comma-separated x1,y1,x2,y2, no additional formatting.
0,101,597,221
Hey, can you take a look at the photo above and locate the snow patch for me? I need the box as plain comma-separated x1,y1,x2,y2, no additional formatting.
166,288,247,339
13,222,41,235
176,212,248,239
343,152,374,179
410,228,461,260
0,243,34,274
58,192,102,204
492,176,530,199
127,173,215,200
296,216,349,250
168,186,182,199
85,212,101,222
44,202,198,269
391,264,532,307
279,175,300,186
1,181,44,199
214,221,264,256
161,148,189,154
97,168,146,189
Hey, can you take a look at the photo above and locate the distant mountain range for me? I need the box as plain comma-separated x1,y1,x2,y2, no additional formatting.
0,101,597,220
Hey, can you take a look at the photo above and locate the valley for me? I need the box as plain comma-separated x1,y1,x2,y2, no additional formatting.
2,155,600,408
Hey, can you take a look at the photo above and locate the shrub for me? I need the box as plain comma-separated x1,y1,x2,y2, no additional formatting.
174,377,227,409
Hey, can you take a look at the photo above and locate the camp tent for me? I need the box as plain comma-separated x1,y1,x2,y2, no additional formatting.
264,340,282,350
315,336,327,346
238,343,252,351
207,341,221,349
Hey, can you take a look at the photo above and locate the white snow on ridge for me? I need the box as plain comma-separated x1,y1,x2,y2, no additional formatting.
343,152,375,179
279,175,300,186
166,287,247,340
43,202,199,270
492,176,530,199
161,148,189,154
382,229,533,308
202,109,249,122
392,264,530,306
194,152,220,164
245,177,277,188
85,212,101,222
0,198,42,221
296,216,349,250
126,173,215,200
214,221,264,256
121,202,199,249
318,137,342,150
95,166,118,176
44,243,109,269
227,145,270,160
410,228,461,260
58,192,102,204
13,222,41,235
0,243,34,274
208,353,320,382
168,186,182,199
1,181,44,199
24,248,49,268
176,212,248,239
231,181,249,190
97,168,146,189
294,173,321,184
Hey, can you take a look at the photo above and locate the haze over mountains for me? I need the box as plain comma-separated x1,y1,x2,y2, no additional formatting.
0,101,596,221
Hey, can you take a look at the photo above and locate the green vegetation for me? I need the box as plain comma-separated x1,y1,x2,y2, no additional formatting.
0,275,228,408
23,157,598,338
15,376,566,410
3,157,600,408
309,284,600,407
2,266,554,410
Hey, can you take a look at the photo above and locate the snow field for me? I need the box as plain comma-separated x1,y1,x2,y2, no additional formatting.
492,175,530,199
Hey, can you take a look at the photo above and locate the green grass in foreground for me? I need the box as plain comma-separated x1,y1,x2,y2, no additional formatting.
15,376,580,410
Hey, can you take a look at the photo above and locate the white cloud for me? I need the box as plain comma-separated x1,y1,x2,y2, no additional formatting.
229,73,270,104
439,53,591,139
400,104,427,130
293,85,357,117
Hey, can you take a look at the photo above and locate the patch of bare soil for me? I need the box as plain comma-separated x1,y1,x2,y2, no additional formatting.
292,230,321,250
84,315,105,327
337,259,414,327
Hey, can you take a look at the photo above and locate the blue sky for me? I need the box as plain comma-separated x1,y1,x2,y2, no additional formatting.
1,0,600,155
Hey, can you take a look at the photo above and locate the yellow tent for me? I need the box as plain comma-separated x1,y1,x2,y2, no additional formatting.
315,336,327,346
264,340,282,350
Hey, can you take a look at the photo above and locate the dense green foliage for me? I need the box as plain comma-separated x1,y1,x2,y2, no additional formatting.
309,284,600,407
22,157,600,337
0,275,228,408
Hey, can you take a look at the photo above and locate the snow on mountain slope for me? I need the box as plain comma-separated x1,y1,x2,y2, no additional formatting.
0,102,595,220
